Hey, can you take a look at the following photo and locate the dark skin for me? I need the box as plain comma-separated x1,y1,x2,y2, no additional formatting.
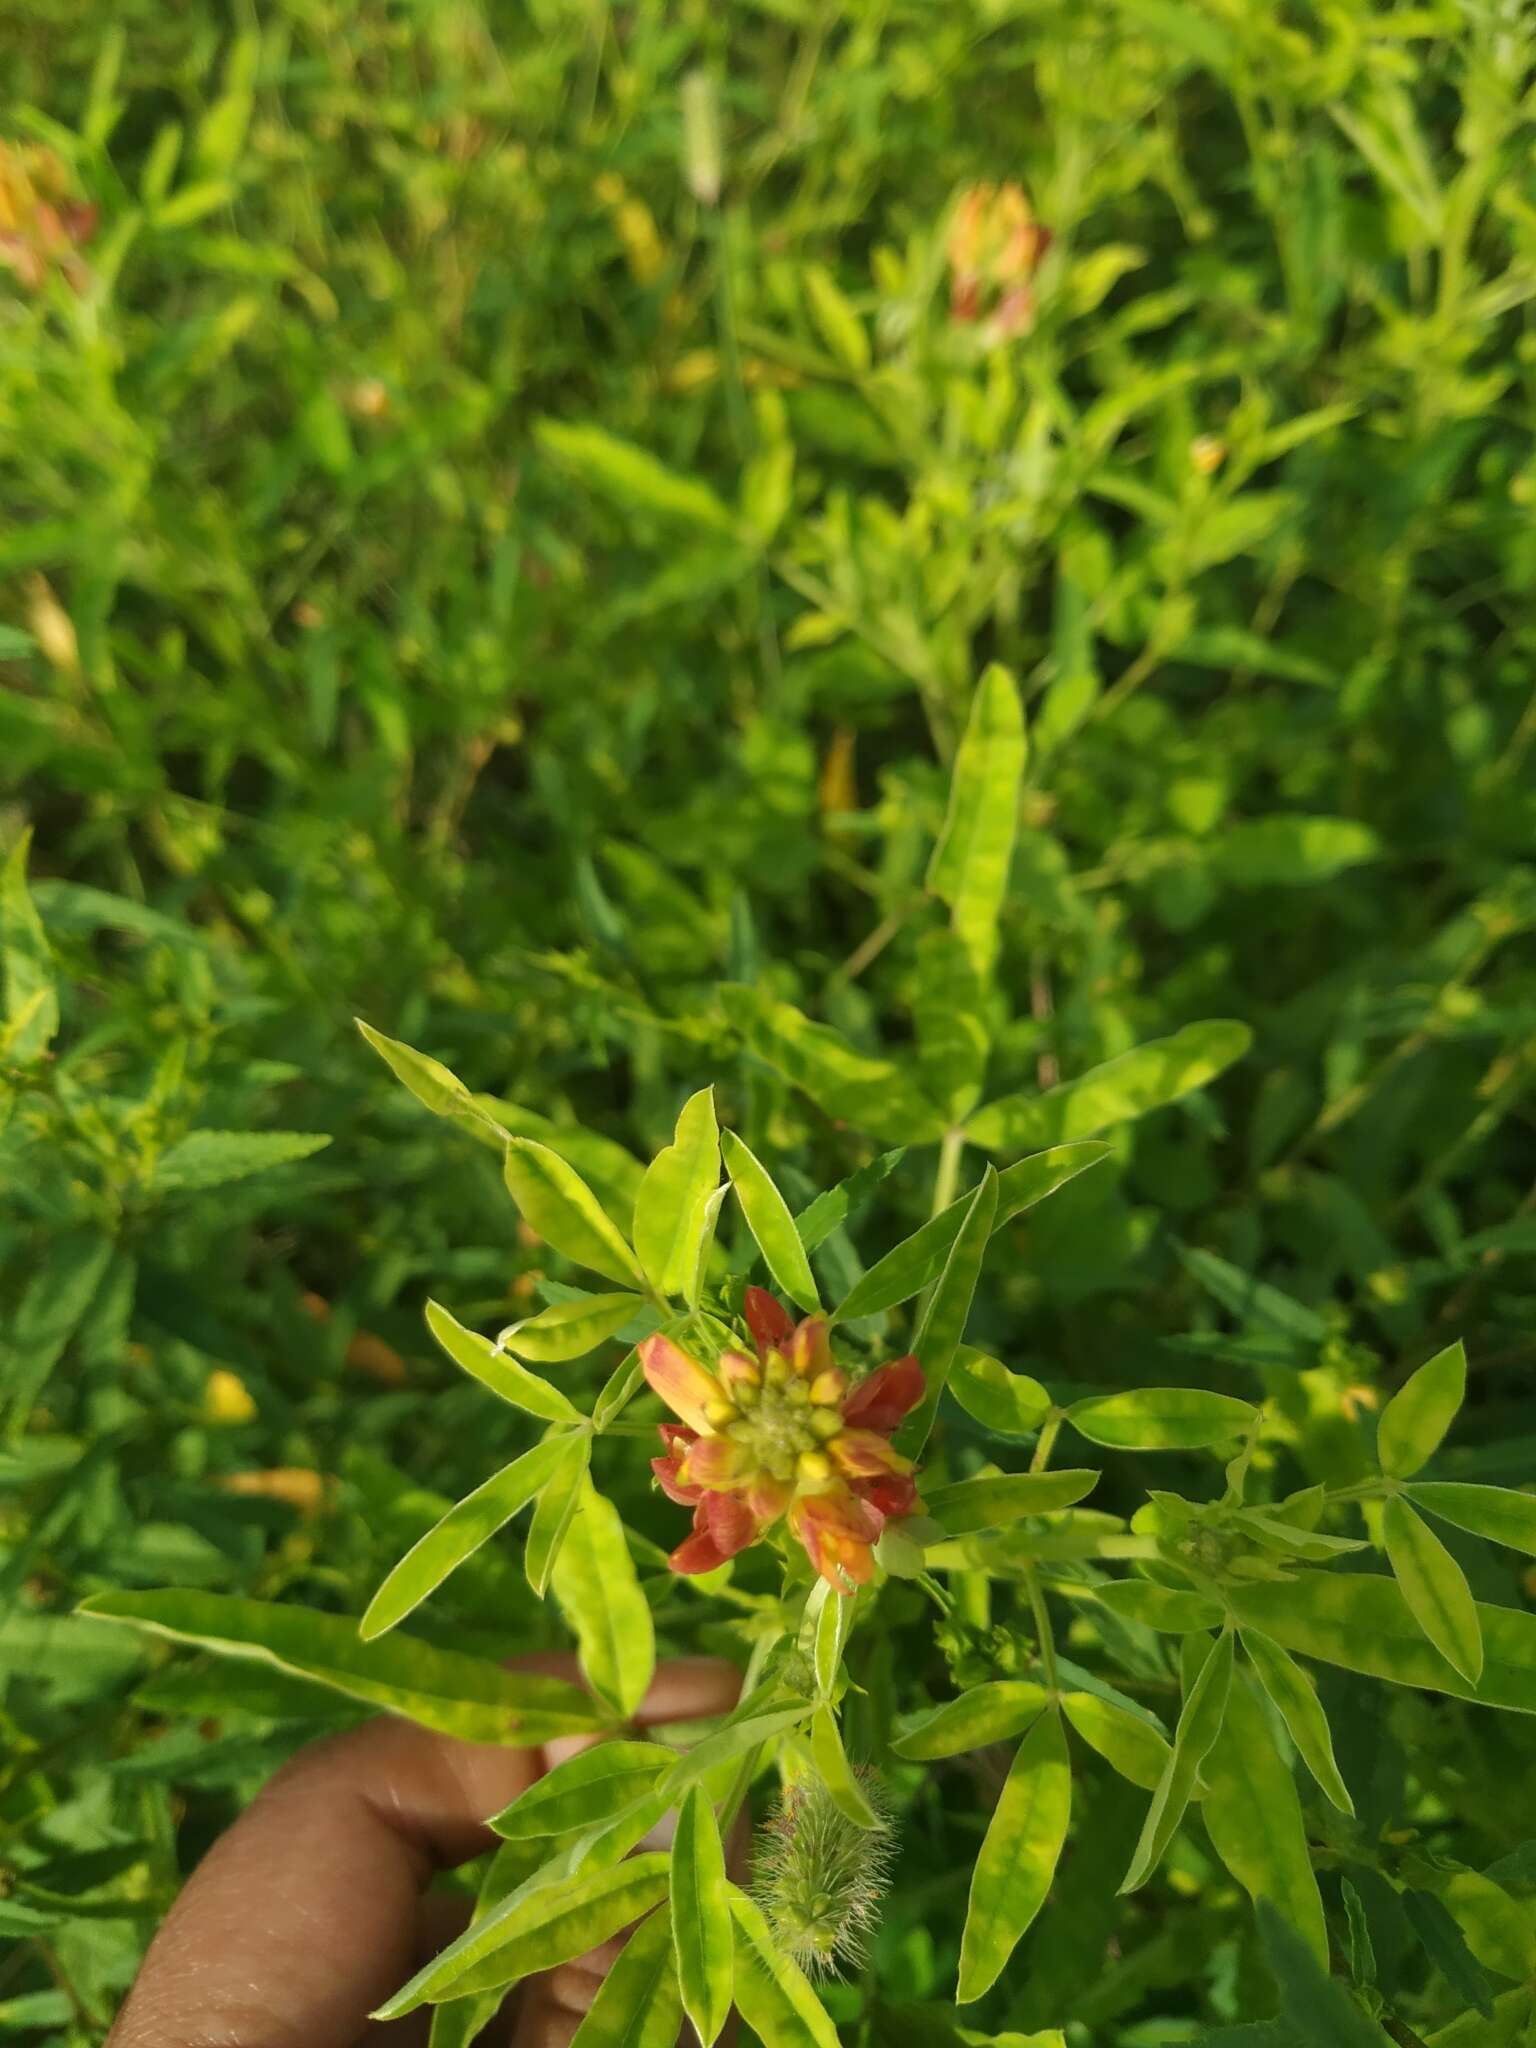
107,1655,740,2048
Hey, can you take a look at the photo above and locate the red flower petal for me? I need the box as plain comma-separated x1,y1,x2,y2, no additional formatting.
657,1422,699,1454
701,1491,759,1559
859,1472,921,1523
670,1526,731,1575
790,1490,881,1591
842,1356,925,1434
744,1286,795,1354
829,1427,911,1480
651,1453,704,1506
678,1435,745,1490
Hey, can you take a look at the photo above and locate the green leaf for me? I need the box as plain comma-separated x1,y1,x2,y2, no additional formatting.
922,1470,1099,1535
802,263,870,372
1069,1387,1257,1451
671,1785,734,2046
1402,1890,1495,2020
1,830,57,1059
810,1703,879,1827
1382,1494,1483,1684
1424,1989,1535,2048
968,1020,1252,1151
1175,1245,1327,1343
802,1577,853,1696
722,1129,820,1313
1240,1628,1354,1815
634,1088,721,1302
375,1852,672,2015
1201,1673,1328,1968
499,1294,649,1363
1120,1631,1234,1893
927,664,1026,982
1408,1482,1536,1557
832,1143,1111,1322
913,927,990,1123
356,1020,504,1143
1256,1900,1394,2048
794,1148,907,1254
892,1682,1050,1760
493,1742,672,1839
957,1705,1071,2002
425,1300,584,1423
150,1129,331,1192
536,418,738,532
1227,1575,1536,1713
5,1230,113,1429
1098,1582,1225,1632
720,985,947,1145
662,1707,812,1794
728,1887,841,2047
1214,816,1381,888
552,1479,656,1718
948,1350,1052,1437
1060,1690,1171,1793
894,1168,998,1459
361,1435,577,1640
568,1907,683,2048
525,1433,591,1597
504,1138,646,1289
1377,1341,1466,1479
75,1591,604,1744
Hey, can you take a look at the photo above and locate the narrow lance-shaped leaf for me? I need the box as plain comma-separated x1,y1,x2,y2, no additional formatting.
504,1139,646,1289
1069,1387,1256,1451
722,1129,820,1313
1201,1672,1329,1968
957,1704,1071,2003
670,1785,734,2046
633,1088,721,1300
493,1743,672,1840
1098,1582,1225,1632
1382,1494,1483,1685
1240,1628,1354,1815
1,828,58,1059
913,926,990,1123
892,1681,1049,1761
1060,1691,1171,1794
375,1852,672,2016
362,1434,578,1641
356,1020,504,1143
552,1479,656,1718
1121,1630,1234,1894
810,1704,879,1828
75,1590,604,1745
524,1433,590,1598
793,1148,906,1254
727,1888,841,2048
968,1019,1252,1151
425,1300,584,1423
1408,1482,1536,1557
567,1907,683,2048
894,1166,998,1460
1377,1341,1466,1478
921,1468,1098,1535
834,1142,1108,1322
498,1294,649,1364
1402,1890,1495,2021
719,984,948,1145
1256,1900,1396,2048
927,663,1025,982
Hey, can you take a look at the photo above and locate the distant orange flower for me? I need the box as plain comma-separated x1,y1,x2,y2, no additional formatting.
642,1288,925,1592
946,181,1051,342
0,143,96,293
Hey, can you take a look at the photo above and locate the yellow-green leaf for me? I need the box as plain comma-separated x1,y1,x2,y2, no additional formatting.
957,1705,1071,2002
913,927,990,1124
1098,1582,1225,1632
505,1138,646,1288
1383,1493,1483,1684
720,985,946,1145
948,1349,1051,1436
1060,1690,1171,1793
802,263,870,373
1069,1387,1256,1451
499,1294,649,1363
537,418,737,532
1408,1482,1536,1557
811,1703,879,1827
922,1469,1099,1535
362,1435,578,1640
634,1088,721,1302
892,1681,1049,1761
569,1907,683,2048
356,1020,503,1143
1240,1627,1353,1815
928,664,1026,982
493,1742,672,1839
968,1019,1252,1151
75,1589,602,1745
1201,1672,1328,1967
1120,1631,1234,1894
1377,1341,1466,1479
1,829,58,1060
425,1300,584,1422
552,1479,657,1717
524,1432,591,1598
895,1168,999,1459
375,1852,672,2015
728,1887,840,2047
722,1129,820,1313
671,1785,734,2046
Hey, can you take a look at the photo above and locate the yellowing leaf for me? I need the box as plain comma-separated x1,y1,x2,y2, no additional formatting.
670,1785,734,2045
958,1705,1071,2002
552,1479,656,1718
1069,1387,1256,1451
504,1138,646,1289
722,1129,820,1313
633,1088,721,1302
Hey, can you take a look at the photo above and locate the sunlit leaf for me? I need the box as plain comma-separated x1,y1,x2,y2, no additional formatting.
1069,1387,1256,1451
1097,1582,1225,1632
1202,1672,1328,1967
957,1705,1071,2002
499,1294,649,1363
894,1168,998,1459
1408,1483,1536,1557
1377,1342,1466,1479
504,1139,646,1288
634,1087,721,1302
671,1784,734,2045
722,1129,820,1312
425,1300,584,1422
1240,1628,1354,1815
968,1020,1251,1151
922,1470,1099,1535
1120,1631,1233,1893
927,663,1025,982
1,828,58,1059
1060,1690,1171,1793
1382,1494,1483,1684
892,1681,1049,1760
728,1887,840,2047
493,1742,671,1839
552,1479,656,1717
948,1349,1052,1437
568,1907,683,2048
524,1432,591,1597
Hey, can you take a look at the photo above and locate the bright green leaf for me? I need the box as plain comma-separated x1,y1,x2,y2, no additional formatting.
728,1887,841,2047
525,1433,591,1598
894,1168,998,1459
1377,1342,1466,1479
634,1088,721,1301
948,1350,1052,1437
928,664,1026,982
720,985,946,1145
1120,1631,1234,1893
504,1139,646,1289
1408,1482,1536,1557
1060,1690,1172,1793
499,1295,649,1363
537,419,737,533
1,830,57,1059
810,1703,879,1827
892,1682,1050,1760
913,927,990,1124
968,1020,1251,1151
722,1129,820,1313
568,1907,683,2048
1069,1387,1256,1451
1098,1582,1225,1632
356,1020,504,1143
1202,1673,1329,1968
958,1705,1071,2002
922,1470,1099,1535
425,1301,584,1423
493,1742,671,1839
552,1479,656,1718
671,1785,734,2045
1240,1628,1354,1815
1382,1494,1483,1684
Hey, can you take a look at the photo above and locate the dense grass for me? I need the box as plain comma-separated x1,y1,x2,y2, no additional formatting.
3,2,1535,2040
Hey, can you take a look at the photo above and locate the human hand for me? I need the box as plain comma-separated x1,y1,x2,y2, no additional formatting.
107,1654,741,2048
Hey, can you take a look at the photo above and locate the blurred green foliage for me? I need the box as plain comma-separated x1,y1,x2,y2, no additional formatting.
2,0,1535,2039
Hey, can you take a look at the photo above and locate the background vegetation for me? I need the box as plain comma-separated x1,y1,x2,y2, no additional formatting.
2,0,1535,2040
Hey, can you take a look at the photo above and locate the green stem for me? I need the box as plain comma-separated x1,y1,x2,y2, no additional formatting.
1024,1568,1058,1693
930,1127,965,1220
1030,1410,1063,1474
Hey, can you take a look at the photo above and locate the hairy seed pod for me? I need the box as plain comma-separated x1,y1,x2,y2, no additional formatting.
751,1771,894,1978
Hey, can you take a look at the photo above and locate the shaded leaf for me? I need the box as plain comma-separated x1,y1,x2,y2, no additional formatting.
1382,1494,1483,1684
1202,1673,1328,1967
968,1020,1251,1151
958,1706,1071,2002
568,1907,683,2048
948,1349,1052,1437
151,1129,331,1192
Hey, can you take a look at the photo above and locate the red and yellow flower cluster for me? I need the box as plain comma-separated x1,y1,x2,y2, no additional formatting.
641,1289,925,1593
946,180,1052,342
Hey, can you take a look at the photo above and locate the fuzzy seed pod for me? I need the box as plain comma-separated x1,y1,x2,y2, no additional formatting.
750,1770,895,1979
